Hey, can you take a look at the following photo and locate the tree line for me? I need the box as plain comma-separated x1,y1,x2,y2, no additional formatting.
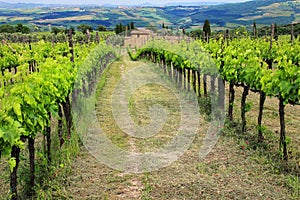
187,20,299,40
0,23,109,35
115,22,135,34
0,24,30,34
0,22,136,35
51,24,108,35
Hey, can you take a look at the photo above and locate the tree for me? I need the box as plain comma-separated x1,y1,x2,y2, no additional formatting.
115,22,135,34
97,25,107,31
65,26,75,35
77,24,93,34
52,27,63,35
0,23,31,34
119,23,124,34
115,23,122,34
130,22,135,30
203,19,211,42
118,23,122,34
115,23,129,34
115,24,119,34
122,23,126,32
15,24,30,34
189,29,203,39
0,24,15,33
253,21,257,37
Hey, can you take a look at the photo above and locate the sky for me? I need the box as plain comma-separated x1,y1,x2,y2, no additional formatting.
1,0,252,5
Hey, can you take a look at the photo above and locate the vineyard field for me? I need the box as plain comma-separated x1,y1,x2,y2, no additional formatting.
0,30,300,199
41,55,299,199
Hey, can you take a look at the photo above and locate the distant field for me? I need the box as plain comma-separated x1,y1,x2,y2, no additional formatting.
36,15,95,23
0,0,298,31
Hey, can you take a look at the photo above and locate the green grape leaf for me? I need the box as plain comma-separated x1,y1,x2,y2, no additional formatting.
8,157,16,173
12,103,22,122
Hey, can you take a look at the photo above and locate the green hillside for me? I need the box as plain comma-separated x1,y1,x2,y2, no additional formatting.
0,0,299,31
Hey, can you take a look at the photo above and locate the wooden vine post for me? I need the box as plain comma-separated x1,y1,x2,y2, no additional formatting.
68,29,74,63
187,68,191,92
58,104,64,147
46,113,51,163
163,58,167,75
218,63,225,112
240,28,251,132
178,67,183,90
95,31,100,43
228,81,235,122
192,70,197,93
210,75,216,93
225,30,234,122
183,68,187,90
197,70,201,97
203,74,208,97
174,65,178,84
258,87,266,142
241,84,249,132
258,24,274,142
28,137,35,194
217,30,227,112
169,62,172,79
279,97,288,161
10,146,21,200
64,28,74,139
274,24,288,160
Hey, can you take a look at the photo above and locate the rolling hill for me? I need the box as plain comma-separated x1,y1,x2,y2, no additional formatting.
0,0,299,31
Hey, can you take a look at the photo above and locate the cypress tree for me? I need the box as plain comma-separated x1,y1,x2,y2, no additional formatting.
203,19,211,42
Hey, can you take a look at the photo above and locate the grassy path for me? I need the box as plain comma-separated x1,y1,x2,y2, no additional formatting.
65,55,295,199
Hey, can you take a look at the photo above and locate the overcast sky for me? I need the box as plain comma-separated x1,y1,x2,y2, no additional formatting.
2,0,252,5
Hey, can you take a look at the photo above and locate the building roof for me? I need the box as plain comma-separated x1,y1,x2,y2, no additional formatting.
131,28,153,35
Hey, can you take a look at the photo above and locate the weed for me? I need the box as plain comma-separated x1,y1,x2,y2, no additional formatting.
198,96,212,120
142,173,152,200
287,175,300,199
